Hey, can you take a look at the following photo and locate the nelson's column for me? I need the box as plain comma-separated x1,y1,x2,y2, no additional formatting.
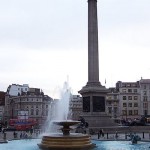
79,0,115,128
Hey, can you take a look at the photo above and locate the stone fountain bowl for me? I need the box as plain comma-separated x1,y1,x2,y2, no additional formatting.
53,120,80,127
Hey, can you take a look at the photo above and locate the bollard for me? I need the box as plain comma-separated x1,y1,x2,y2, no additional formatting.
143,132,144,139
125,133,127,139
107,133,108,139
3,132,6,140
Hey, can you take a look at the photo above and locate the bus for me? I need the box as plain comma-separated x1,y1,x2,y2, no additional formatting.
9,118,37,131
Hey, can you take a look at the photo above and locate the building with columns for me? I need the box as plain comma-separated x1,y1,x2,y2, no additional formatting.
4,84,53,127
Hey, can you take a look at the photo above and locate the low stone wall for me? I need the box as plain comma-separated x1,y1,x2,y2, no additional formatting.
88,126,150,134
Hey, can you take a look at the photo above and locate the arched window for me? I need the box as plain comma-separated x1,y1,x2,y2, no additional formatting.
31,109,34,115
36,109,39,115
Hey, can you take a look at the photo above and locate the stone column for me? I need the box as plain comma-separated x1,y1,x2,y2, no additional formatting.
87,0,100,86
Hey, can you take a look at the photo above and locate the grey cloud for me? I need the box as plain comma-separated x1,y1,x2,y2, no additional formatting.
0,0,87,50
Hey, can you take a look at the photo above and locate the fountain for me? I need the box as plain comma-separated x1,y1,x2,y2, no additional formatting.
38,120,96,150
38,81,96,150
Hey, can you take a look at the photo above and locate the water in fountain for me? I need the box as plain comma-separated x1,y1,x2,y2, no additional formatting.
43,81,72,134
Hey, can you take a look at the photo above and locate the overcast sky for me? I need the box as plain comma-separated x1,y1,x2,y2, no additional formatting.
0,0,150,98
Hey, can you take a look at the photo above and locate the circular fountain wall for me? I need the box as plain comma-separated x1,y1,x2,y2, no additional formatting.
38,120,96,150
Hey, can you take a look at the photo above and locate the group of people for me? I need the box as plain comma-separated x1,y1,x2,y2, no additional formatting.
98,129,104,139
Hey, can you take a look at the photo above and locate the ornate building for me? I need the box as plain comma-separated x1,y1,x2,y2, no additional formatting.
4,84,53,127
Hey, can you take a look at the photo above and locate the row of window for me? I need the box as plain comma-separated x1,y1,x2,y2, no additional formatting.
122,83,138,87
122,89,138,93
123,103,138,107
106,96,118,100
123,96,138,100
19,98,42,102
122,110,138,115
26,109,49,116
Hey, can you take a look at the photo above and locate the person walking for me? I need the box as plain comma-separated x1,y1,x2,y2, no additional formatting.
115,131,118,139
101,129,104,138
98,129,103,139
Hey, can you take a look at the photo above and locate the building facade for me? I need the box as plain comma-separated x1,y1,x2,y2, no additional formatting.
4,84,53,127
105,88,120,122
116,81,141,120
0,91,5,123
69,95,82,120
139,79,150,116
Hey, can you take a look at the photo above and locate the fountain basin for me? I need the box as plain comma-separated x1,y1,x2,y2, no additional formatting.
38,133,95,150
38,120,95,149
1,139,150,150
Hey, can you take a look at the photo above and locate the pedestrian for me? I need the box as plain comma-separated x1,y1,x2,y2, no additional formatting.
3,131,6,140
20,132,23,139
98,131,100,139
101,129,104,137
13,131,16,138
98,129,103,139
115,131,118,139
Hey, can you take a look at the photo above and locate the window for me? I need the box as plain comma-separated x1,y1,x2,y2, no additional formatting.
143,91,147,95
128,103,132,107
122,110,127,115
114,102,117,106
46,110,48,116
46,105,48,108
129,110,132,115
128,89,132,93
108,102,111,105
132,84,137,87
108,107,112,114
114,96,117,99
114,107,117,113
134,89,137,93
127,84,131,87
123,96,126,100
143,96,147,101
134,96,138,100
122,89,126,93
36,109,39,115
144,110,148,116
134,110,138,115
143,103,148,108
128,96,132,100
122,84,126,87
107,96,111,100
31,109,34,115
123,103,127,107
134,103,138,107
